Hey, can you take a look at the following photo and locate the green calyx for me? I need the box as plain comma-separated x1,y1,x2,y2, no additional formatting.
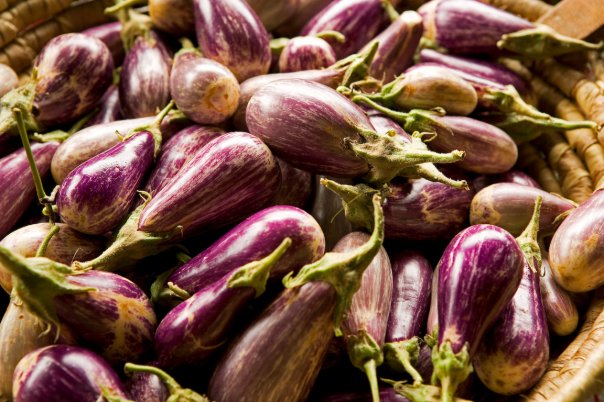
270,37,290,58
119,8,154,52
381,0,400,22
516,196,543,274
104,0,147,14
30,108,97,143
99,385,135,402
282,194,384,336
431,342,473,402
335,41,380,87
497,26,603,59
124,363,210,402
315,30,346,43
392,382,472,402
0,79,39,138
383,338,423,385
126,100,175,158
346,330,384,402
228,238,292,297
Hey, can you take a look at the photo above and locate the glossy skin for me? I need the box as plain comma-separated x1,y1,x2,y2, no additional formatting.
368,113,411,140
84,85,122,128
0,64,18,97
57,131,155,235
194,0,271,82
13,345,128,402
474,258,549,395
158,206,325,305
82,22,125,66
247,79,372,177
150,0,195,36
383,179,474,240
419,0,533,54
386,250,432,342
472,170,540,192
437,224,524,355
0,142,58,238
549,189,604,292
170,51,240,124
248,0,300,31
426,264,439,335
540,257,578,336
127,366,169,402
209,282,337,402
271,158,313,208
279,36,336,73
0,223,104,293
119,33,172,118
470,183,575,236
139,132,280,236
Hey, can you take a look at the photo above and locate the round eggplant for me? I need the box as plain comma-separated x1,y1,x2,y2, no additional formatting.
279,36,337,73
82,22,125,66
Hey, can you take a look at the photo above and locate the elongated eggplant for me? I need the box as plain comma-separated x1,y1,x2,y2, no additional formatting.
154,205,324,306
472,170,540,192
13,345,129,402
84,85,122,128
540,255,578,336
0,141,58,239
155,239,291,367
170,48,240,124
279,36,337,73
126,362,169,402
125,363,210,401
0,247,157,364
194,0,271,82
82,22,125,66
149,0,195,36
271,158,313,208
0,64,18,98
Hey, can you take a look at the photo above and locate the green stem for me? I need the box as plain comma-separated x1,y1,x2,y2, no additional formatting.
35,225,60,258
430,342,472,402
352,95,410,122
179,37,195,50
516,195,543,273
315,30,346,43
381,0,400,22
383,339,423,385
128,100,174,157
364,359,381,402
105,0,147,14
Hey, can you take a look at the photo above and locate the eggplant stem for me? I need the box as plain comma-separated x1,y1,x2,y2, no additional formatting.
315,30,346,43
384,339,424,385
124,363,181,395
129,100,174,158
516,195,543,273
105,0,147,14
353,95,410,122
167,282,190,300
364,359,381,402
35,225,60,258
380,0,400,22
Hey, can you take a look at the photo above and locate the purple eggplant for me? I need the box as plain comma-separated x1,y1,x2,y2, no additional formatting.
0,141,58,239
170,49,240,124
153,205,324,306
125,363,210,401
336,232,392,402
383,250,432,384
82,22,125,66
321,388,410,402
470,183,575,236
126,362,169,402
149,0,195,37
0,64,18,98
155,238,291,367
273,0,333,37
0,223,104,293
194,0,271,82
84,85,122,128
426,264,439,337
13,345,128,402
279,36,337,73
0,247,157,364
540,255,578,336
310,176,354,251
271,158,313,208
119,32,172,118
472,170,540,192
248,0,300,31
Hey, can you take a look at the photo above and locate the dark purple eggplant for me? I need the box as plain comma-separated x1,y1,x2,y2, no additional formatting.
310,176,354,251
540,255,578,336
194,0,271,82
321,388,410,402
126,362,169,402
119,31,172,118
0,141,58,239
0,247,157,364
279,35,337,73
0,64,18,98
82,22,125,66
470,183,575,236
271,158,313,208
13,345,129,402
170,48,240,124
248,0,300,31
155,238,291,367
84,85,122,128
153,205,324,306
149,0,195,36
125,363,210,401
336,233,392,402
472,170,540,192
383,250,432,384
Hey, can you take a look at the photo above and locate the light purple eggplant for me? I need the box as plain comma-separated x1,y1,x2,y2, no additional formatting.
0,247,157,364
0,141,58,239
336,232,392,402
170,49,240,124
540,255,579,336
193,0,271,82
0,64,18,98
82,22,125,66
310,176,354,251
321,388,410,402
12,345,129,402
125,362,169,402
125,363,211,401
472,170,540,192
119,32,172,118
383,250,432,384
57,130,155,235
0,222,104,294
248,0,301,31
271,158,313,208
153,205,324,306
470,183,575,236
149,0,195,37
155,238,291,368
84,85,122,128
273,0,333,37
279,36,337,73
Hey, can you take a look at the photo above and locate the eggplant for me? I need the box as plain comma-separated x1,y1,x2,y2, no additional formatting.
248,0,300,31
0,64,18,98
540,255,578,336
472,170,540,192
0,223,104,294
155,238,291,367
125,363,210,401
0,141,58,239
149,0,195,37
273,0,332,37
119,32,172,118
193,0,271,82
310,176,354,251
549,189,604,292
426,264,439,337
383,250,432,384
336,233,392,402
271,158,313,208
470,183,575,236
0,247,157,364
13,345,129,402
321,388,410,402
153,205,324,306
84,85,122,128
126,362,169,402
82,22,125,66
279,36,337,73
170,48,240,124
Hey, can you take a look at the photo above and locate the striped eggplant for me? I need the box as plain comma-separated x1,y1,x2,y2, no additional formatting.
470,183,575,236
336,232,392,402
540,255,578,336
279,36,337,73
472,170,540,192
310,176,353,251
0,64,18,98
248,0,300,31
0,141,58,239
194,0,271,82
0,223,104,293
0,247,157,364
153,205,324,306
155,239,291,367
383,250,432,384
170,49,240,124
418,0,601,58
426,264,439,336
126,362,169,402
149,0,195,37
271,158,313,208
125,363,210,401
84,85,122,128
13,345,129,402
82,22,125,66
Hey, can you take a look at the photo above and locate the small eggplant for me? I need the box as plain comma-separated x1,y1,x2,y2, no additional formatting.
84,85,122,128
470,183,575,236
149,0,195,37
125,363,210,401
540,255,578,336
125,362,169,402
193,0,271,82
82,22,125,66
153,205,324,306
472,170,540,192
170,48,240,124
279,36,337,73
248,0,300,31
271,158,313,208
0,141,58,239
310,176,354,251
0,64,18,98
13,345,129,402
0,247,157,364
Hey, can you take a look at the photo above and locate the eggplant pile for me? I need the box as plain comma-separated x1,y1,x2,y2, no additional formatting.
1,0,602,401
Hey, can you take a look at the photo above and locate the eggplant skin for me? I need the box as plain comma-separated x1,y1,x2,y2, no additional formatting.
82,22,125,66
540,257,578,336
126,362,169,402
13,345,128,402
279,36,336,73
